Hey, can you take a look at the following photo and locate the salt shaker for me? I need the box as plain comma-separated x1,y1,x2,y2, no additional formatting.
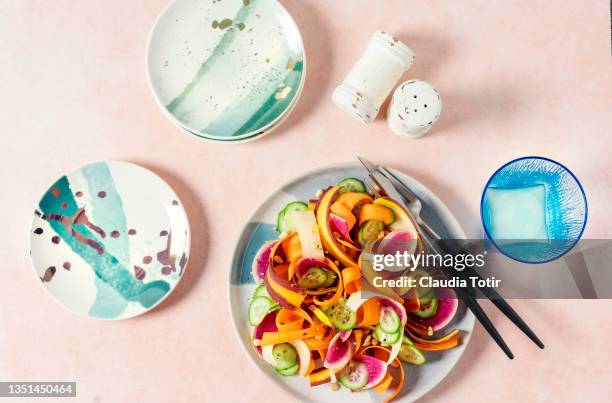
387,80,441,138
332,31,415,123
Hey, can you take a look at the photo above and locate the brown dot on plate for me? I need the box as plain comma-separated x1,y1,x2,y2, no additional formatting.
143,256,152,264
63,262,71,270
161,266,172,275
128,229,136,235
51,235,60,244
75,191,83,197
51,188,61,197
160,230,168,236
42,266,56,282
97,191,106,198
172,200,179,206
133,266,146,280
34,227,43,235
111,230,120,238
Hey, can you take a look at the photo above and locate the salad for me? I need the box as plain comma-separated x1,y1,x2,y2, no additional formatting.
248,177,462,402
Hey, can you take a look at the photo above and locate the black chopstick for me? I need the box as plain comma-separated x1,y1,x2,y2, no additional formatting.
454,286,515,359
462,269,545,349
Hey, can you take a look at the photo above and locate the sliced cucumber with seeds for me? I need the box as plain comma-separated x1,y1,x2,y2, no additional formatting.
276,363,298,376
338,360,369,391
322,270,338,288
276,201,308,233
398,343,426,365
297,266,328,290
379,305,401,333
327,299,357,330
249,296,276,326
412,296,439,319
272,343,298,370
374,324,401,344
337,178,367,194
253,283,271,299
358,220,385,246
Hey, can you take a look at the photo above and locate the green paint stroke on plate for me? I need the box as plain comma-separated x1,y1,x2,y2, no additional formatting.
165,3,251,113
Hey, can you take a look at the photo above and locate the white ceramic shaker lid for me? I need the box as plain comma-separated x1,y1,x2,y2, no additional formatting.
387,80,441,138
332,31,415,123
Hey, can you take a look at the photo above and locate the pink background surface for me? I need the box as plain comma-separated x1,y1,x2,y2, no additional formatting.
1,0,611,402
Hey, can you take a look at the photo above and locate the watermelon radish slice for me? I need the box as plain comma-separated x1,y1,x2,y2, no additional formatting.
251,241,275,282
379,231,419,272
252,311,278,354
324,331,355,372
410,287,458,332
355,354,388,389
330,214,351,240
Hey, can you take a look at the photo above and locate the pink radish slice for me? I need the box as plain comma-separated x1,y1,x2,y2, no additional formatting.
252,311,278,354
355,354,388,389
379,231,419,271
411,287,458,331
324,331,354,371
339,329,352,342
251,241,275,281
330,214,351,240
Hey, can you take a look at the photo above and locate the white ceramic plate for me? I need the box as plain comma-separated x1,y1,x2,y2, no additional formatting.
147,0,306,142
30,161,190,320
229,162,475,402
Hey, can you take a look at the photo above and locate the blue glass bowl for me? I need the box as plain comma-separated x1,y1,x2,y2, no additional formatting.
481,156,587,263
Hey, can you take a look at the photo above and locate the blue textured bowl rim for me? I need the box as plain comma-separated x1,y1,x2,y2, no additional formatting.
480,156,588,264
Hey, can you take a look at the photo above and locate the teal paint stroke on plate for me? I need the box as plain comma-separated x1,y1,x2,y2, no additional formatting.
230,60,303,136
82,162,130,268
166,3,249,114
231,222,277,285
39,172,170,318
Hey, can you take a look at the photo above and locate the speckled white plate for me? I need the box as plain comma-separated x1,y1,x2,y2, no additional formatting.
229,163,475,402
147,0,306,142
30,161,190,320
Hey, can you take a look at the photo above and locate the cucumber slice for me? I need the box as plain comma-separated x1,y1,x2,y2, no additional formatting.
379,305,401,333
272,343,298,370
248,296,275,326
412,296,439,319
322,270,338,288
253,283,270,299
275,362,298,376
337,178,367,194
374,325,401,344
338,360,369,391
398,343,426,365
358,220,385,246
408,269,435,303
327,299,357,330
276,201,308,233
402,334,415,346
297,266,328,289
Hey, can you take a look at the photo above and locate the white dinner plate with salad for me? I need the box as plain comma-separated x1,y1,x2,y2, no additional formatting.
229,162,475,402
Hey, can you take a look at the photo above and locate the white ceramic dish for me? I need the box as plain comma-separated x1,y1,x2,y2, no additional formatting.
147,0,306,143
229,162,475,402
30,161,190,320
